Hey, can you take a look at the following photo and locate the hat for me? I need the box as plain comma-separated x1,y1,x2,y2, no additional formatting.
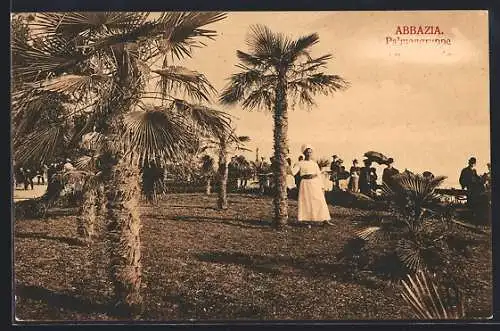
332,154,338,158
301,144,313,154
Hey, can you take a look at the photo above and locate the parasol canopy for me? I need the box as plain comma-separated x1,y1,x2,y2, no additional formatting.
364,151,391,165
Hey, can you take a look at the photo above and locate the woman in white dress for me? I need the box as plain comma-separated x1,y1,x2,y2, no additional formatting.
293,145,333,225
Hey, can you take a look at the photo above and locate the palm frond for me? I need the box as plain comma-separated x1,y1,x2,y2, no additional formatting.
172,99,232,137
122,106,195,167
32,12,150,39
74,155,99,172
401,270,465,319
26,74,109,95
14,125,68,165
246,24,287,66
11,35,83,81
354,226,381,240
284,33,319,63
80,131,106,152
154,12,227,61
153,66,216,102
288,73,349,99
397,239,423,272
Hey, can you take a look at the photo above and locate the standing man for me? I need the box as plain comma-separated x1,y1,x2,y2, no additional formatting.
359,159,372,195
330,154,340,191
382,158,400,188
459,157,485,211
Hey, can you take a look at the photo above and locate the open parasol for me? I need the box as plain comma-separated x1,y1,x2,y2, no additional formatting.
364,151,390,165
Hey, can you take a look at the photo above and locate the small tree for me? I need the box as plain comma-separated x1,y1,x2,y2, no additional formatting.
200,154,216,194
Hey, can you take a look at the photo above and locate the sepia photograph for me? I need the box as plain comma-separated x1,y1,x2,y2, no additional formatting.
11,11,492,321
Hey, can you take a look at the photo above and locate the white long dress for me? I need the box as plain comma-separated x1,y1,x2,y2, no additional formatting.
293,160,331,222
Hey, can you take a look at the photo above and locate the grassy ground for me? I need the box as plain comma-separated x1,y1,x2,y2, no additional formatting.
13,193,492,321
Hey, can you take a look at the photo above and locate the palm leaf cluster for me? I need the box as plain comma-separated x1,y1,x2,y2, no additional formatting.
219,24,349,111
11,12,231,170
354,172,456,272
401,270,465,319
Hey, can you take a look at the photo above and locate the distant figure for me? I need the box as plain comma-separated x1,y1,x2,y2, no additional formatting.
348,159,360,193
22,167,34,190
359,159,372,195
459,157,485,210
257,157,270,196
370,168,378,191
292,145,332,225
338,165,350,191
285,157,296,195
382,158,400,188
36,164,47,185
330,155,340,190
294,155,304,188
482,163,491,192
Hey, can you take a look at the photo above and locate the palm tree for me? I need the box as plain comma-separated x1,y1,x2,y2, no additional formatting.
197,128,250,209
11,12,230,316
220,25,349,226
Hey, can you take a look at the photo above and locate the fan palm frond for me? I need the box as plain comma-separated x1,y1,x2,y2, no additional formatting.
80,131,107,152
219,69,274,106
153,66,216,102
14,125,68,165
32,12,150,39
284,32,319,63
401,270,465,319
154,12,227,61
172,99,232,137
122,106,196,167
26,73,109,95
397,239,423,272
354,226,381,240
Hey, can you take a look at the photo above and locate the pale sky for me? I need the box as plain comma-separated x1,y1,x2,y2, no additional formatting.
175,11,490,188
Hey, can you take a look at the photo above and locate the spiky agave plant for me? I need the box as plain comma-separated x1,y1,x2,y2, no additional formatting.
354,172,452,272
401,270,465,319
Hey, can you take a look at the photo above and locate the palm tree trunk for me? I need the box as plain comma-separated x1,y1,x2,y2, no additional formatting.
104,159,143,316
217,140,229,210
272,70,289,227
77,186,97,244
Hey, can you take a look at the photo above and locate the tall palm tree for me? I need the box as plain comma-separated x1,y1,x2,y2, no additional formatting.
11,12,230,316
220,25,349,226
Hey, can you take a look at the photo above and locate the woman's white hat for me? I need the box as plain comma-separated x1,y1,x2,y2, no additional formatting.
301,144,313,154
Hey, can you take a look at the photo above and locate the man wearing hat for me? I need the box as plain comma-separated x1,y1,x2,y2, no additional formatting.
459,157,485,210
382,157,399,188
330,154,340,191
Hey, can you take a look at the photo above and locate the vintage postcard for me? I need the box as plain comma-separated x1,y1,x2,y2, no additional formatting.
11,11,492,321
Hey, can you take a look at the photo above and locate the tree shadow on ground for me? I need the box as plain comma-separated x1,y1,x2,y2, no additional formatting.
195,249,388,289
15,284,113,315
167,205,219,210
15,232,85,247
172,215,273,229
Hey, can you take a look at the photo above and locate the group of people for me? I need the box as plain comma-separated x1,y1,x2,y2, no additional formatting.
459,157,491,211
328,156,386,195
13,159,75,191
